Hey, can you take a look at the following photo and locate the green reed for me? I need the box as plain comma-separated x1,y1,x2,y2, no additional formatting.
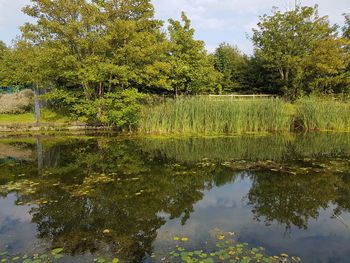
295,97,350,131
140,96,350,134
140,97,292,135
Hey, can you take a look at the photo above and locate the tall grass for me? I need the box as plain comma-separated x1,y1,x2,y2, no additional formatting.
296,97,350,131
140,96,350,135
140,97,292,134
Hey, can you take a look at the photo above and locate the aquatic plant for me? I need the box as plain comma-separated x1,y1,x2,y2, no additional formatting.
0,232,301,263
165,230,301,263
140,96,350,134
140,97,292,135
295,97,350,131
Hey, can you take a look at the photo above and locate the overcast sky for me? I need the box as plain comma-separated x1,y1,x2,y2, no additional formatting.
1,0,349,54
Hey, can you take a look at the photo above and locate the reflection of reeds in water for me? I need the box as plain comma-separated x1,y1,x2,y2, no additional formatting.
140,97,292,135
140,133,350,163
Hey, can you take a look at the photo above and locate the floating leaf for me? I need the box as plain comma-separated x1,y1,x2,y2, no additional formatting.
51,248,63,254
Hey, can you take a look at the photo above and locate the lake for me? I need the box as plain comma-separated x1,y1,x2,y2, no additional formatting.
0,133,350,263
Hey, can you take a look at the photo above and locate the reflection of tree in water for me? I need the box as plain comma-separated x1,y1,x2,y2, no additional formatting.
12,138,236,262
246,164,350,230
2,134,350,261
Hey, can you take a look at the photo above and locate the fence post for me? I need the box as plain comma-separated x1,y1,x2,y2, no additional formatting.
34,87,41,123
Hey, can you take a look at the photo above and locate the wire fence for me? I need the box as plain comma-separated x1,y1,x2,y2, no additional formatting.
0,87,34,94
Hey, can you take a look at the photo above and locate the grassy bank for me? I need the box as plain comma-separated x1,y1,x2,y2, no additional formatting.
0,109,70,124
140,96,350,135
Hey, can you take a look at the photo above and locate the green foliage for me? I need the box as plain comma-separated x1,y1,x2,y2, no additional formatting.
19,0,168,96
167,12,219,95
213,43,247,93
0,41,47,88
42,88,146,128
0,41,7,60
252,5,350,99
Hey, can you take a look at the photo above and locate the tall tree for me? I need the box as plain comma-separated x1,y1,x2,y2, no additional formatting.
213,43,247,93
167,12,218,95
252,5,350,99
0,41,7,60
20,0,169,98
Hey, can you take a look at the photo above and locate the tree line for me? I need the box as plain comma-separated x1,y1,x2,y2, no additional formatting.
0,0,349,126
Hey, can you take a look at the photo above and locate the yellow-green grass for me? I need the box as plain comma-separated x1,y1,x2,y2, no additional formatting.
0,113,35,123
0,109,70,124
40,109,71,123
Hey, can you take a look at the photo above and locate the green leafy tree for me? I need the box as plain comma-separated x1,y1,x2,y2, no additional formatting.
20,0,169,98
213,43,247,93
0,41,47,88
239,53,282,94
0,41,7,60
167,12,218,95
343,13,350,76
252,5,350,99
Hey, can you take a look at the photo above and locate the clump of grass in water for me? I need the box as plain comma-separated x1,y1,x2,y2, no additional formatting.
140,97,292,135
295,97,350,131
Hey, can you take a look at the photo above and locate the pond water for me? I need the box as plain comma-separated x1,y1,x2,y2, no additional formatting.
0,133,350,263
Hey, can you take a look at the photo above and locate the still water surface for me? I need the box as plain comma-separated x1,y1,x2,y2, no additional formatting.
0,133,350,262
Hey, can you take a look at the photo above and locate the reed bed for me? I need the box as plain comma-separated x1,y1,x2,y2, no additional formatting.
140,97,292,134
296,97,350,131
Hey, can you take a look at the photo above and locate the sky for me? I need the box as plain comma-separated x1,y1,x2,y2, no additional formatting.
0,0,349,54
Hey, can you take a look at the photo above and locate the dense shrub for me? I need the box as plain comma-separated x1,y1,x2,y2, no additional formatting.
0,89,34,114
41,88,147,129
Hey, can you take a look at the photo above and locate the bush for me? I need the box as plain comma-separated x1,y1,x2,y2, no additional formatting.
41,88,147,129
0,89,34,114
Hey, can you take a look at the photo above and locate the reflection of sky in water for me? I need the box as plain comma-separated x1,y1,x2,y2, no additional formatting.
1,133,350,263
156,176,350,263
0,194,37,253
1,175,350,262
